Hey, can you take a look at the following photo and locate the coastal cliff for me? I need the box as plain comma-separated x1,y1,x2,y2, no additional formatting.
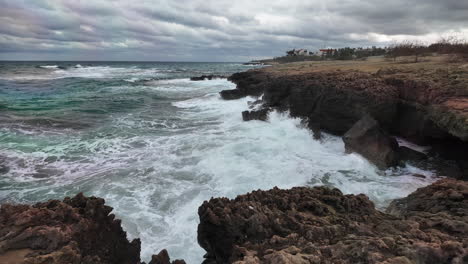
222,57,468,178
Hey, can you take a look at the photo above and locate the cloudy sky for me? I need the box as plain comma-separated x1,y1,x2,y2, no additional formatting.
1,0,467,61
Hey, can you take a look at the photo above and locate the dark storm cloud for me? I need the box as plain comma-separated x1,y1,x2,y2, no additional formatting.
0,0,467,61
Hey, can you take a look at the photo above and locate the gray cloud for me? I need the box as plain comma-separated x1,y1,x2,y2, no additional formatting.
0,0,467,61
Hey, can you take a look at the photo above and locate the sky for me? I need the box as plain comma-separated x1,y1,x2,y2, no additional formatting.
1,0,467,61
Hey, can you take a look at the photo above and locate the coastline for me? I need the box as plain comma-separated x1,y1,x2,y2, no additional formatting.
1,56,468,263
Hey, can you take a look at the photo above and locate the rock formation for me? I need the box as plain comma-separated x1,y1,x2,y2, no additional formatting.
343,114,400,169
198,179,468,264
0,193,184,264
242,108,272,121
222,67,468,179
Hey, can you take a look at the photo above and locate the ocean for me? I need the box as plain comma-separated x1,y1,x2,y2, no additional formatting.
0,61,436,263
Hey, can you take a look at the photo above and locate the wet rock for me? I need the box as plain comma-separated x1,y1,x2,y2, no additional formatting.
0,193,182,264
148,249,186,264
198,180,468,264
190,75,226,81
242,108,271,121
227,70,398,135
220,89,245,100
220,71,269,100
307,122,322,140
226,68,468,177
343,115,399,169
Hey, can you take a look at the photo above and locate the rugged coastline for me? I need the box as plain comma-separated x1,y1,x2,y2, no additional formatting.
222,56,468,179
1,56,468,263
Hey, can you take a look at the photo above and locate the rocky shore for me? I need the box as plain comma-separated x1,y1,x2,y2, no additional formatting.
1,57,468,264
0,193,184,264
221,57,468,179
198,179,468,264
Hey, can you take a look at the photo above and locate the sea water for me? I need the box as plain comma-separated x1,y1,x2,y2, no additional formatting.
0,61,437,263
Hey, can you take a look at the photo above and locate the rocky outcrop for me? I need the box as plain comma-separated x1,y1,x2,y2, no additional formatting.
148,250,186,264
386,178,468,218
222,67,468,178
0,193,183,264
198,179,468,264
221,72,270,100
343,115,399,169
242,108,272,121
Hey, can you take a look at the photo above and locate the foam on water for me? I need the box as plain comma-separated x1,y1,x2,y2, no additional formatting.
39,65,59,69
0,74,438,263
101,81,436,262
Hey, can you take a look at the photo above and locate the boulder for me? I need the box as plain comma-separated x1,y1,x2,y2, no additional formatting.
242,108,271,121
343,115,399,169
198,180,468,264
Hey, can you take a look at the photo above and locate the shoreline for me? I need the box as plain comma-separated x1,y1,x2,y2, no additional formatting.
1,56,467,263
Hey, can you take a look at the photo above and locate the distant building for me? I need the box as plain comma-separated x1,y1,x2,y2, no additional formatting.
286,49,311,56
319,49,336,56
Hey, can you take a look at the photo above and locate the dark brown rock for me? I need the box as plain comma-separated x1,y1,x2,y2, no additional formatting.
198,180,468,264
242,108,272,121
225,68,468,177
148,249,186,264
220,89,245,100
343,115,399,169
0,193,183,264
386,178,468,217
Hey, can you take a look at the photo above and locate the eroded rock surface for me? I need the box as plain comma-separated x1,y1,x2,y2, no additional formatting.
198,179,468,264
223,67,468,179
0,193,183,264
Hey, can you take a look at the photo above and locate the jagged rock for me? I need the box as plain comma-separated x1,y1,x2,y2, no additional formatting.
148,249,186,264
343,115,399,169
198,180,468,264
242,108,271,121
190,75,226,81
0,193,183,264
386,178,468,217
221,71,269,99
225,68,468,177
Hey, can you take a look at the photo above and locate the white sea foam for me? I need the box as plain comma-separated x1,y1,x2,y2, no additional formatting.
39,65,59,69
103,82,436,262
0,79,438,263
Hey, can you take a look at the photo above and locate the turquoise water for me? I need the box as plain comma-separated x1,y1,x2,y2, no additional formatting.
0,62,437,263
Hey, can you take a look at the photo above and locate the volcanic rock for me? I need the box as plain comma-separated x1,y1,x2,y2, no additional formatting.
198,179,468,264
